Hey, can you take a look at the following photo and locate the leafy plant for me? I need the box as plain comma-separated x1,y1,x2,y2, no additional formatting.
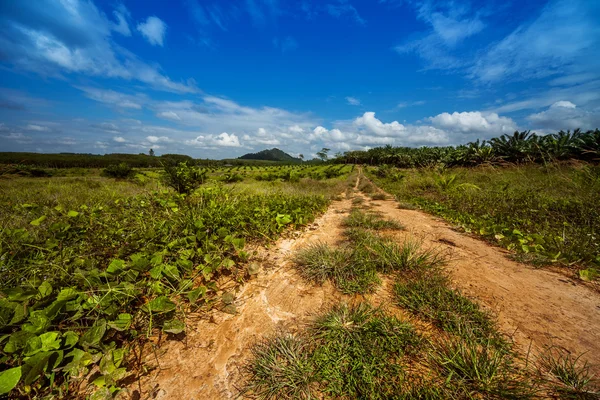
161,161,207,194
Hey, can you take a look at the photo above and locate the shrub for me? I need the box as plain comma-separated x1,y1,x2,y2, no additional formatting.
102,162,133,179
162,161,207,194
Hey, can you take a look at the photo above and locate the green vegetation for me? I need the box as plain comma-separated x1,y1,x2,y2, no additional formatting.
0,165,353,398
335,129,600,167
248,193,600,399
238,148,302,163
342,209,403,230
369,164,600,272
244,303,420,400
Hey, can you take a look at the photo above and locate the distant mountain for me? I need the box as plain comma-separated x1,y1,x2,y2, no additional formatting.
238,148,301,162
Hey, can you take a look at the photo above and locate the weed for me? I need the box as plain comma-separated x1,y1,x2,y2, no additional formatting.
244,334,317,399
292,243,380,294
393,271,501,343
539,348,599,399
343,209,404,230
432,336,533,398
371,192,388,200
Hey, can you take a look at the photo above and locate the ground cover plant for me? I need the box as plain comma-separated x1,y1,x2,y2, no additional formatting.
0,165,353,398
368,164,600,275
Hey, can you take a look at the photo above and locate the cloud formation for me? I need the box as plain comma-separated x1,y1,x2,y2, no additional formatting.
346,96,361,106
137,16,167,46
527,101,600,131
0,1,194,93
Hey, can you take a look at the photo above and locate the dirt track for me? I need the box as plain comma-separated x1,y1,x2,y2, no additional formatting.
131,179,600,399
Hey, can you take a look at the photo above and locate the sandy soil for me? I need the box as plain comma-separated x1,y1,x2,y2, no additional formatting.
363,185,600,374
126,176,600,399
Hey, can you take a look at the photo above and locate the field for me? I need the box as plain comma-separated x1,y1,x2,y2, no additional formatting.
0,164,353,398
1,161,599,399
366,163,600,276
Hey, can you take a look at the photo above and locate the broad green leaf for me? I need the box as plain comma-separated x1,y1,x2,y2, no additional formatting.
0,302,14,328
67,210,79,217
144,296,176,313
0,366,21,395
63,331,79,348
57,288,79,302
22,311,50,334
221,292,235,305
79,319,106,348
9,302,27,325
112,348,126,368
30,215,47,226
162,264,180,280
163,319,185,334
108,313,132,331
3,287,37,302
106,259,125,275
22,351,52,385
38,281,52,298
4,331,34,354
90,386,111,400
187,286,207,303
39,331,61,352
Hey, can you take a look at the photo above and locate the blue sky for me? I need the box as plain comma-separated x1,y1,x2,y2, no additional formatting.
0,0,599,158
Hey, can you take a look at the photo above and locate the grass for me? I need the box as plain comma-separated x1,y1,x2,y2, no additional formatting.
244,333,316,400
431,336,533,399
539,348,599,398
244,303,421,400
370,192,388,200
368,164,600,272
342,209,404,230
393,270,502,344
250,197,569,399
293,243,380,294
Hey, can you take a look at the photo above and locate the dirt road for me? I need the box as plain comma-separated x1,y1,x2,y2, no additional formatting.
131,179,600,399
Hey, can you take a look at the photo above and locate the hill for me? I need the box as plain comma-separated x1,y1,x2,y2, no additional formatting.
238,148,301,162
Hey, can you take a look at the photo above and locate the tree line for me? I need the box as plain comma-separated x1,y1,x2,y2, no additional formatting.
333,129,600,167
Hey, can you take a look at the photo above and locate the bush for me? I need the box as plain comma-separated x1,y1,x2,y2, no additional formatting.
162,161,207,194
102,162,133,179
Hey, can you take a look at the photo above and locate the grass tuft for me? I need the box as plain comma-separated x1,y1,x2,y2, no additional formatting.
293,243,380,294
539,348,599,399
343,209,404,230
393,271,501,343
432,336,534,398
371,192,388,200
244,333,317,399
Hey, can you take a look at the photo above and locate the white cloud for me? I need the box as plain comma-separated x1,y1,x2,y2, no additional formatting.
77,87,145,110
113,136,127,143
346,96,361,106
395,1,484,70
0,1,194,93
326,1,366,26
137,16,167,46
24,124,49,131
527,101,600,131
428,111,517,136
354,112,406,136
471,0,600,83
185,132,242,148
397,100,426,109
146,135,172,143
